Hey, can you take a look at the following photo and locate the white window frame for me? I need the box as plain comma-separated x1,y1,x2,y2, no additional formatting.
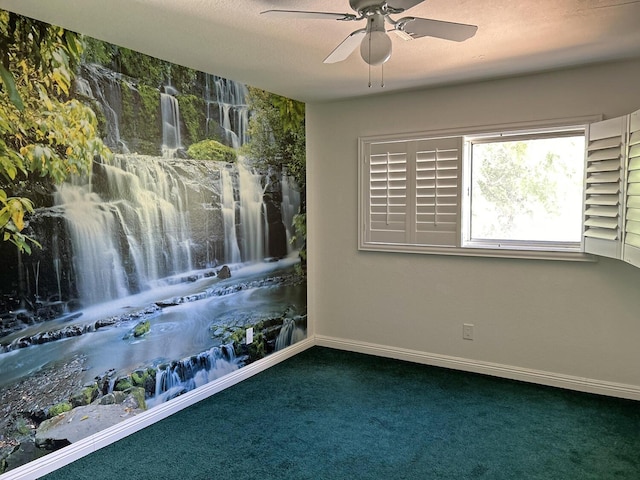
359,116,601,262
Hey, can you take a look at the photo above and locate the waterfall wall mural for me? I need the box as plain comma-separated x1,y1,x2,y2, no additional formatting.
0,10,306,474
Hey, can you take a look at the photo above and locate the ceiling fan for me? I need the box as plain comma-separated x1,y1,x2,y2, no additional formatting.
261,0,478,66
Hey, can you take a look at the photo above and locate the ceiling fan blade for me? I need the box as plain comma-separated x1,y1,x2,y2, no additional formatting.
323,29,366,64
396,17,478,42
261,10,357,21
386,0,426,12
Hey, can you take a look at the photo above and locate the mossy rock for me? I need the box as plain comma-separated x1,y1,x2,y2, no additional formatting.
14,417,31,435
133,320,151,337
48,402,72,417
130,139,161,156
125,387,147,411
248,331,266,362
113,377,133,391
131,370,145,387
187,139,237,163
70,383,99,407
177,94,206,145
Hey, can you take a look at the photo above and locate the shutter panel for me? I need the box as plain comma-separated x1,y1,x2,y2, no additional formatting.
364,141,409,244
583,116,626,259
361,136,462,249
414,137,461,246
623,109,640,267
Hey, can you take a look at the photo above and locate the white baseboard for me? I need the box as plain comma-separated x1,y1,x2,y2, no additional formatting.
1,338,314,480
314,335,640,401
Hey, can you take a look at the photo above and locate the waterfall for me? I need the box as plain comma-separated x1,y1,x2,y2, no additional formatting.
54,185,131,306
101,155,193,279
161,87,183,158
219,160,269,264
275,317,306,351
55,155,194,306
205,74,249,148
148,344,241,407
281,174,302,253
220,168,242,264
237,162,267,262
52,154,281,307
76,64,130,153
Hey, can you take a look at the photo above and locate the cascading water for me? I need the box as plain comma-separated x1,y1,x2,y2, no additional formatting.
161,86,183,158
220,160,268,264
54,185,131,306
75,64,131,153
220,168,242,264
281,173,302,254
148,344,241,408
55,155,194,306
237,161,267,262
101,155,193,279
275,317,306,351
205,74,249,149
52,153,286,307
14,63,298,312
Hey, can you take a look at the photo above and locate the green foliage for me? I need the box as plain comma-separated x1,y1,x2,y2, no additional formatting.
473,139,581,237
0,12,111,253
135,85,162,153
113,47,168,87
81,36,117,65
187,139,237,163
244,87,306,189
292,212,307,273
177,94,206,146
245,87,306,264
82,40,200,95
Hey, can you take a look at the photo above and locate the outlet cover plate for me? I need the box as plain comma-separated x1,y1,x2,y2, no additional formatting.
463,323,474,340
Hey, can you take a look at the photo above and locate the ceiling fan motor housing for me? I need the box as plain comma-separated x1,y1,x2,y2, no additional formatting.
349,0,385,13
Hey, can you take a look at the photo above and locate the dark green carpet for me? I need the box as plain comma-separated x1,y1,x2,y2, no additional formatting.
42,347,640,479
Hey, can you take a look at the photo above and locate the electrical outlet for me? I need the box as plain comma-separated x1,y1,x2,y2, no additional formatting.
463,323,474,340
246,327,254,344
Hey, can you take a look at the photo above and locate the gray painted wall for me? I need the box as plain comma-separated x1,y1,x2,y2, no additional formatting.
306,58,640,391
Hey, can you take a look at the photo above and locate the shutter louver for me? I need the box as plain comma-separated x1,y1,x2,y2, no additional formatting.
583,117,625,259
414,137,461,246
623,109,640,267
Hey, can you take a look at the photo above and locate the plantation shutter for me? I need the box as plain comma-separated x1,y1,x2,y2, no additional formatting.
583,116,626,259
361,136,461,249
414,137,461,246
623,109,640,267
364,140,410,244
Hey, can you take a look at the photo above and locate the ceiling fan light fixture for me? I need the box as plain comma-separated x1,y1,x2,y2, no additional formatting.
360,13,392,65
360,30,392,65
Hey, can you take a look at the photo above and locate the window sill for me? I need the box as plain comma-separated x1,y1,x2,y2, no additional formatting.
358,243,598,262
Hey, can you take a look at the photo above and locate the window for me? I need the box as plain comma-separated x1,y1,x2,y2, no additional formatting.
359,119,594,260
360,111,640,266
463,131,585,252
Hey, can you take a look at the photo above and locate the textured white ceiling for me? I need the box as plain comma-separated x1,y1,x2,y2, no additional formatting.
1,0,639,102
